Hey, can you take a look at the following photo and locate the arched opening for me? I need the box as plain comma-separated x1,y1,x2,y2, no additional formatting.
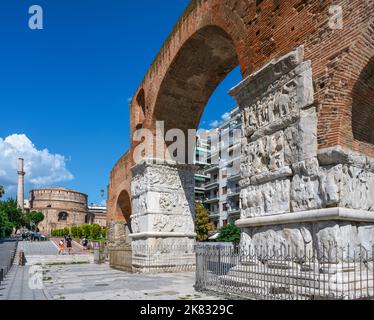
352,57,374,144
58,211,68,221
153,25,240,139
135,89,146,130
151,25,242,230
117,190,132,232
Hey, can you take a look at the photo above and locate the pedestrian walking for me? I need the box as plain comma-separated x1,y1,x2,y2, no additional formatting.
58,239,65,255
66,236,73,255
82,237,88,251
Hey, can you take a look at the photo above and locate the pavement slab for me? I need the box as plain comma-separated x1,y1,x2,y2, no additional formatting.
0,240,220,300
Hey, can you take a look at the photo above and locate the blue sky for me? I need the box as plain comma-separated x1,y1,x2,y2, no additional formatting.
0,1,241,205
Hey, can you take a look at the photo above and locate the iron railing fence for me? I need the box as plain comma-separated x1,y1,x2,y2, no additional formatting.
195,244,374,300
131,244,196,273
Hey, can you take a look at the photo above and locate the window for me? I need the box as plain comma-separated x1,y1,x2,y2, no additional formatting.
223,219,228,226
229,150,234,157
222,203,228,211
222,169,227,179
58,212,68,221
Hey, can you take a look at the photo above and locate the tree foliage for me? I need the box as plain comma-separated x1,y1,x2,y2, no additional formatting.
51,224,106,240
28,211,44,226
0,199,24,235
195,202,214,241
217,223,241,243
0,185,4,198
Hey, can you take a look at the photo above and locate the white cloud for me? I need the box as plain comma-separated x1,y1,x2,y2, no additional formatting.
208,120,220,128
207,111,232,129
0,134,74,198
221,112,230,121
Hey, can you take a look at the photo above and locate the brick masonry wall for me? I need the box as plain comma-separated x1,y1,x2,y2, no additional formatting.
108,0,373,224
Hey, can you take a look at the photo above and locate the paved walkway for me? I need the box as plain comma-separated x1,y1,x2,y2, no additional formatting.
0,241,53,300
43,264,218,300
18,240,58,255
50,238,87,255
0,240,92,300
0,241,219,300
0,239,17,274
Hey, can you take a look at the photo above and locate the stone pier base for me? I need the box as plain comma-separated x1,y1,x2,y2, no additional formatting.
131,236,195,273
223,46,374,299
130,159,196,273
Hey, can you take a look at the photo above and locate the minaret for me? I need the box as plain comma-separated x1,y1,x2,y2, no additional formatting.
17,158,25,211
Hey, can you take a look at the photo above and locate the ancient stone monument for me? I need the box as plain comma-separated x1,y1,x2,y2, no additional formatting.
107,0,373,276
230,45,374,255
130,159,196,272
30,187,88,235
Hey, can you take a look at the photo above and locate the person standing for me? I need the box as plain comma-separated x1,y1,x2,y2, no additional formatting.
58,240,65,255
66,236,73,255
82,237,88,251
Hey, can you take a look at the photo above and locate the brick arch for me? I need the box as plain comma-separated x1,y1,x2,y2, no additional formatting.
352,57,374,145
116,189,132,224
152,25,239,135
134,88,146,130
108,0,373,226
317,21,374,156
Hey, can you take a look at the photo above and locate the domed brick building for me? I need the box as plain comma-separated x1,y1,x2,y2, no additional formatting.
29,187,89,235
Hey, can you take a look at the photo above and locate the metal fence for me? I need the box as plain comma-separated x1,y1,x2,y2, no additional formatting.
131,244,196,273
195,244,374,300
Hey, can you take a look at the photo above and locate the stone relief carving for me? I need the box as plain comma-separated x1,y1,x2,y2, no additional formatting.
242,130,286,178
131,195,147,215
152,214,193,233
242,224,313,257
131,214,140,234
131,162,195,198
340,165,374,211
240,179,290,218
243,80,298,138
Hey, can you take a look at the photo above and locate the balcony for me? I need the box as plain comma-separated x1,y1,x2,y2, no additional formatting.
204,180,219,190
204,196,219,204
194,185,206,192
228,207,240,215
195,170,210,179
209,211,220,218
204,163,219,173
227,188,240,197
227,173,241,181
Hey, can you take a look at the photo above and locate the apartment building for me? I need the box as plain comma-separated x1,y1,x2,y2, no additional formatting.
194,106,242,229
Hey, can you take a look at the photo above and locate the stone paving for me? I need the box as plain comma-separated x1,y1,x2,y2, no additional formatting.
0,241,220,300
43,264,219,300
0,239,17,273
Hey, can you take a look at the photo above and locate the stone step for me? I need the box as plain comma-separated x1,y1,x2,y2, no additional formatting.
224,266,374,290
219,276,374,299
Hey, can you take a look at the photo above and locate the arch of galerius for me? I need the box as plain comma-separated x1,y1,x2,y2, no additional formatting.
106,0,374,273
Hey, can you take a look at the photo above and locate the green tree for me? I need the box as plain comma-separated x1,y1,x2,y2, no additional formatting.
0,210,13,238
0,199,24,231
28,211,44,230
195,202,214,241
101,227,107,239
81,224,91,238
217,223,241,243
0,185,4,198
63,227,70,236
90,224,102,240
70,226,78,238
